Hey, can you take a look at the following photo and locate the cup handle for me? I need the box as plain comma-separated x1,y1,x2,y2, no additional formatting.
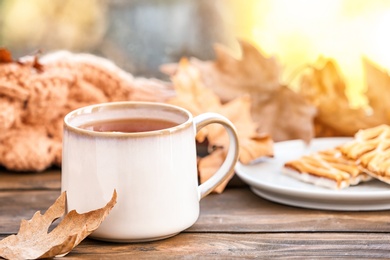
194,112,240,200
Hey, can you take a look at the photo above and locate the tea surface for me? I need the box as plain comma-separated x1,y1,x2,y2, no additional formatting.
79,118,178,133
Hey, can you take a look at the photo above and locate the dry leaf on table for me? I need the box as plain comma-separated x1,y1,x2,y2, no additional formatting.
298,57,389,136
167,59,273,193
163,39,317,143
0,190,117,260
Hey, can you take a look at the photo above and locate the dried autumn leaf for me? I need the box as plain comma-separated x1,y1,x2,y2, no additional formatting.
192,40,281,102
198,97,273,193
30,52,44,72
168,58,221,142
168,58,273,193
252,86,316,142
298,57,387,136
0,190,117,260
198,149,226,193
163,40,316,142
0,48,13,63
364,58,390,122
203,95,274,164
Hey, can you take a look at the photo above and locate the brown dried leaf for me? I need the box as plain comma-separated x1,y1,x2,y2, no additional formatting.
193,40,282,102
161,40,281,102
197,96,274,193
29,52,44,72
364,58,390,122
168,58,273,192
0,190,117,259
163,40,316,142
253,86,316,143
205,95,274,164
0,48,44,71
298,58,388,136
0,48,13,63
168,58,221,142
198,149,226,193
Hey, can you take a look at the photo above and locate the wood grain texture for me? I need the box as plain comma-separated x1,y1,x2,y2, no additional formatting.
0,168,61,190
1,233,382,259
69,233,390,259
2,187,390,235
190,188,390,233
0,190,61,234
2,171,390,258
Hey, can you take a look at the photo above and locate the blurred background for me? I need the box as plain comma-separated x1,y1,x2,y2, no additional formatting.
1,0,390,105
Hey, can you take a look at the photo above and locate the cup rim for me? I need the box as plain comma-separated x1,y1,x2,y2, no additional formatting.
63,101,193,137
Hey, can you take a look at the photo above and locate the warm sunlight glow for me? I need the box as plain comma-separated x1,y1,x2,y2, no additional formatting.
229,0,390,106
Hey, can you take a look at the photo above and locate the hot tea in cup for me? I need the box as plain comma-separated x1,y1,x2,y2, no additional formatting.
62,101,239,242
79,118,178,133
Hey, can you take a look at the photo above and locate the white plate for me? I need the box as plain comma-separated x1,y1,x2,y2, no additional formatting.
235,137,390,211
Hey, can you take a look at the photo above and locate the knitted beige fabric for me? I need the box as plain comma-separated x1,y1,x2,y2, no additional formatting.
0,50,174,171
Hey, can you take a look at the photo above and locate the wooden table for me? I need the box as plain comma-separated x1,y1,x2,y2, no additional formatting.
1,169,390,259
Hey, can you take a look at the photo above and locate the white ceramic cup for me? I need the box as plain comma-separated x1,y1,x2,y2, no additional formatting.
61,101,239,242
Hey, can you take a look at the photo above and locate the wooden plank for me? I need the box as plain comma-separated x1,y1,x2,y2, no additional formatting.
0,190,61,234
0,169,61,190
0,233,387,259
189,188,390,233
3,188,390,235
0,169,243,191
